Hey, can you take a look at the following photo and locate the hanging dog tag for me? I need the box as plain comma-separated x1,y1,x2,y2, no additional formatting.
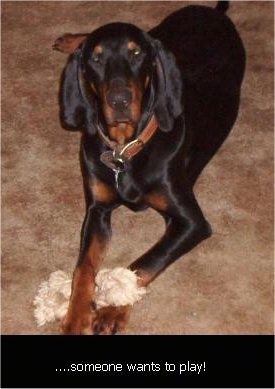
100,149,124,189
114,169,120,189
100,150,124,172
100,150,118,170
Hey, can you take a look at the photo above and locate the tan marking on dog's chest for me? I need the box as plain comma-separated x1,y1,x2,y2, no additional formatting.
145,192,169,211
91,179,116,203
109,122,135,145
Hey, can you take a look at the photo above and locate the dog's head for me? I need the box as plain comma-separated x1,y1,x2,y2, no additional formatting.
60,22,183,143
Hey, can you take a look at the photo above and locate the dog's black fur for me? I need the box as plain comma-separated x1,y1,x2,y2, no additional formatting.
54,1,245,334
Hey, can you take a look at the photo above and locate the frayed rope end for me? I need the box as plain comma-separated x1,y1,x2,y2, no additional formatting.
33,268,147,326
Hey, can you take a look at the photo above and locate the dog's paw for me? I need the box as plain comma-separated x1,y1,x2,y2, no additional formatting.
93,305,131,335
52,34,86,54
60,309,94,335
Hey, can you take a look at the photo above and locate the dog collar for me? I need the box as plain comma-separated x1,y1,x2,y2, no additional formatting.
98,114,159,172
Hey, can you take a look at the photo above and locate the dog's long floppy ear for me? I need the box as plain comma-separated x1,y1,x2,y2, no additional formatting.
59,48,97,135
150,38,183,132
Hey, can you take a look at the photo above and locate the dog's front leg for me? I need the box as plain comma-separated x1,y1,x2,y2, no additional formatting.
129,190,212,285
94,190,212,334
61,205,112,335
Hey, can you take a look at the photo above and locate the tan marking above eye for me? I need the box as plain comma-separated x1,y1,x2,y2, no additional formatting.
91,46,103,63
127,41,138,51
127,41,142,56
93,45,103,55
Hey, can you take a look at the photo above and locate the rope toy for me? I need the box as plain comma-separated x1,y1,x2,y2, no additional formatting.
33,268,147,327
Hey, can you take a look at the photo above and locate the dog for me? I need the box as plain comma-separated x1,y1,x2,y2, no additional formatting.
53,1,245,334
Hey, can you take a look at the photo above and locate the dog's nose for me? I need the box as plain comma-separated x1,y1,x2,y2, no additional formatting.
106,88,132,111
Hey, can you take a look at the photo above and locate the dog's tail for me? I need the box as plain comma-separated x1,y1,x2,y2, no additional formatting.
216,1,229,13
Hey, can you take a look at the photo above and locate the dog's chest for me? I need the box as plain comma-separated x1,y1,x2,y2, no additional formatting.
115,169,147,205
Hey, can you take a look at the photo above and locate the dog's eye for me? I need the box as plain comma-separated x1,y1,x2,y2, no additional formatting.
128,42,142,60
91,45,103,64
133,47,142,57
92,54,100,63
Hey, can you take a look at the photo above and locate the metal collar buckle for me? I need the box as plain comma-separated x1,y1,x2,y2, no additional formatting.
115,139,144,162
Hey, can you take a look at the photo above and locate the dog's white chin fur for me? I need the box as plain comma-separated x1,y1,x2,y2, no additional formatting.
33,268,147,327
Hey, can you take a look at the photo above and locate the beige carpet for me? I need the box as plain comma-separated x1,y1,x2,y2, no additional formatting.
1,1,274,334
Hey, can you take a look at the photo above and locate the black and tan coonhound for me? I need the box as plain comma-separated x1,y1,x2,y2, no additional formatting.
53,1,245,334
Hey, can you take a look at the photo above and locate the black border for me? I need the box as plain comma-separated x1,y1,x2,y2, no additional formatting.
1,335,274,388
